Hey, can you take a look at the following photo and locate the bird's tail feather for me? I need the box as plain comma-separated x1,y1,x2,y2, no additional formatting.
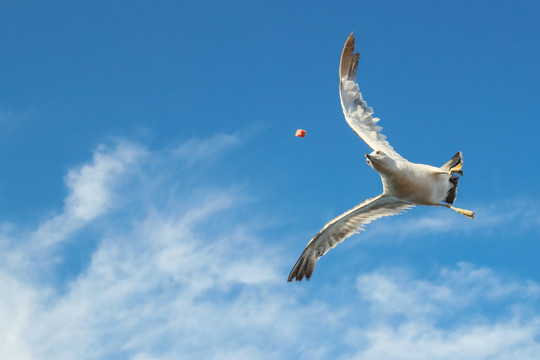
441,151,463,175
441,151,463,204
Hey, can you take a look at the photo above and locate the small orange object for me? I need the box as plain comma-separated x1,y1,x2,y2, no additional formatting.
295,129,306,137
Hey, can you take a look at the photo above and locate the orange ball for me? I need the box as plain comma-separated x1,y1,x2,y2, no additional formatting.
295,129,306,137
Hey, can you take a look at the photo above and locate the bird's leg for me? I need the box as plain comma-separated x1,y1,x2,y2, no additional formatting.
442,204,475,219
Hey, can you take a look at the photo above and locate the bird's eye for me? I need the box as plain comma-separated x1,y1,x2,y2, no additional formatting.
376,150,382,155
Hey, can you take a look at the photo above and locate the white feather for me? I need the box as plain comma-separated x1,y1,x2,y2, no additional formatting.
340,79,404,161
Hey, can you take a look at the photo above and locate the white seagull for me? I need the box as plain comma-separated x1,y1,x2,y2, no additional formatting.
288,33,474,282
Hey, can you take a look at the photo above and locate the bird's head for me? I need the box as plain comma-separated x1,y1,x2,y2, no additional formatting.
365,150,395,174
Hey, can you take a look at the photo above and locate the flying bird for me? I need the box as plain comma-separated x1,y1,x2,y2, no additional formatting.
288,33,474,282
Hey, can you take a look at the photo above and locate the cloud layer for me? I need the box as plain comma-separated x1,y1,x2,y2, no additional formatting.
1,135,539,360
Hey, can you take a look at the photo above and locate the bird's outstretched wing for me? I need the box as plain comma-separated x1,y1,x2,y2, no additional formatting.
288,195,414,281
339,33,404,161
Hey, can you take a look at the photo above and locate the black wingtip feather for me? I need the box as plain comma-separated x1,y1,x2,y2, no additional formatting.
340,33,360,83
288,248,319,282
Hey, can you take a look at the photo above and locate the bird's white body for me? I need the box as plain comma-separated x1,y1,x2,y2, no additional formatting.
287,33,474,282
378,159,450,206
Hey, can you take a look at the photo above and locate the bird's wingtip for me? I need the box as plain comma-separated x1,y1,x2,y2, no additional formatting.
287,248,318,282
340,32,359,82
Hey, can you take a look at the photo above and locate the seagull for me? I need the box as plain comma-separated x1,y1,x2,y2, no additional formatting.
287,33,474,282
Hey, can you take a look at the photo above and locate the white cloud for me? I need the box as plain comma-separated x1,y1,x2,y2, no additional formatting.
173,132,241,166
363,198,540,243
64,142,146,221
349,263,540,360
172,124,265,167
28,141,147,249
1,134,540,360
346,320,540,360
0,271,38,360
356,262,540,320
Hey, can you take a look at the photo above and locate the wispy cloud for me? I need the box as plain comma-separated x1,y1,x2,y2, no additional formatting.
349,263,540,360
173,132,241,166
363,198,540,242
345,319,540,360
1,133,540,359
172,124,265,167
357,262,540,320
31,142,148,248
64,143,146,221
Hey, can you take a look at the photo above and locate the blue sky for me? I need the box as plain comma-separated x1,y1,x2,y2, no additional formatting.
1,1,539,359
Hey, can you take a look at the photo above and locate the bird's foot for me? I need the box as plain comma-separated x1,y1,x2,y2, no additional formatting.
449,163,463,176
443,204,474,219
